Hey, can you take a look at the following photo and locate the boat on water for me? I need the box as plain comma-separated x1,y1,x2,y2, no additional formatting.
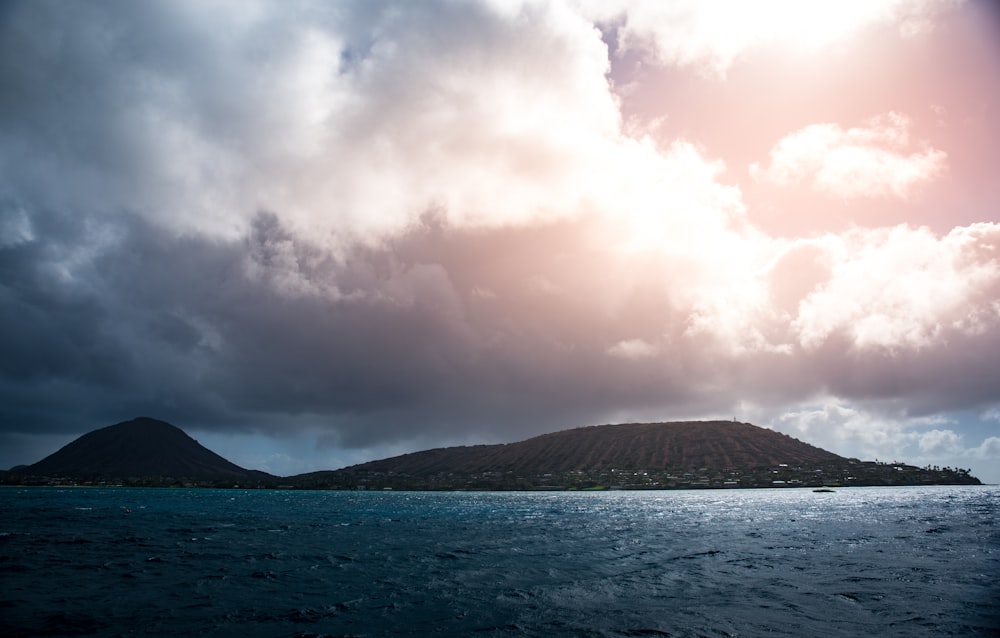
812,488,836,493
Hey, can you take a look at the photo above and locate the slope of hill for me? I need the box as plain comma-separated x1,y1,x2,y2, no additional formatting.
291,421,981,489
356,421,841,475
10,417,273,483
4,418,980,490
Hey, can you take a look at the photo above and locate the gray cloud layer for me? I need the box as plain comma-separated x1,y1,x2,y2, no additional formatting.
4,205,998,446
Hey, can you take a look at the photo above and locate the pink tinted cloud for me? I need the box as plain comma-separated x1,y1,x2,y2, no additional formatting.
750,112,947,199
789,223,1000,351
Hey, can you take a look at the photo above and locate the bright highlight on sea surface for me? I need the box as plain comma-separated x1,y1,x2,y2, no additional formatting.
2,485,997,636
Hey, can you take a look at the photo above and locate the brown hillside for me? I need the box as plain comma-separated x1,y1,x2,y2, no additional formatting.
336,421,844,477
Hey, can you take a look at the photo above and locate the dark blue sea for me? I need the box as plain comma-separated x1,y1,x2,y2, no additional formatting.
2,486,997,637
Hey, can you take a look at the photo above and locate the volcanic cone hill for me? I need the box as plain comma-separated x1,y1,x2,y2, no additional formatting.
336,421,843,476
12,417,273,483
291,421,981,489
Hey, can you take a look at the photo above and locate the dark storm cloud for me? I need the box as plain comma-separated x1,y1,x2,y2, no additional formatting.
4,203,999,454
0,204,697,443
0,212,476,436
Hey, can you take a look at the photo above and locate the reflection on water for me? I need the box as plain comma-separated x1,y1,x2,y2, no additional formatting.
1,485,998,637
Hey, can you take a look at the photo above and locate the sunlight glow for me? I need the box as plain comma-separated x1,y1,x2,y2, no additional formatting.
755,0,895,47
579,0,955,75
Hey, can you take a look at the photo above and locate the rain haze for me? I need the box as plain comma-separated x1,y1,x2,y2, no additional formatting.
1,0,999,482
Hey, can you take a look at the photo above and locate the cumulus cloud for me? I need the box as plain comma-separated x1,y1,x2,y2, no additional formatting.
651,220,1000,359
790,223,1000,351
766,401,999,467
912,428,1000,464
972,437,1000,459
917,428,964,455
769,400,912,461
750,112,947,199
0,0,624,244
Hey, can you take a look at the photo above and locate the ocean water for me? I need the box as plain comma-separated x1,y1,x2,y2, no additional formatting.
1,486,997,637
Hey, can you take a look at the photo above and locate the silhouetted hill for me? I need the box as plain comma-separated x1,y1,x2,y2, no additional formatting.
364,421,841,474
10,417,273,483
4,418,979,490
290,420,981,489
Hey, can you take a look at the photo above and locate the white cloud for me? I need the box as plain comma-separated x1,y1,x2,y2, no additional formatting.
642,220,1000,357
792,223,1000,351
981,408,1000,423
607,338,659,360
764,401,999,478
972,437,1000,459
770,399,915,461
917,428,964,455
0,1,625,245
766,400,983,464
575,0,958,77
750,112,947,199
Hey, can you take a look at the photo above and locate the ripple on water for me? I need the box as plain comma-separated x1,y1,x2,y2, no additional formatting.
0,485,997,637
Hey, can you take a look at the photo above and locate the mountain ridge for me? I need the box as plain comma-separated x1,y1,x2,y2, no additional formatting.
4,417,981,489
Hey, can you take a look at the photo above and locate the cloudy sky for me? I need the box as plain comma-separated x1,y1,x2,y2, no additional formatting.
2,0,999,482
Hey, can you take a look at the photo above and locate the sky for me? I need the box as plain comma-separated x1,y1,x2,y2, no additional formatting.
2,0,999,483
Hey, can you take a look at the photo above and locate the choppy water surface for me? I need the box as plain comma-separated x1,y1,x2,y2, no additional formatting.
2,486,997,637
